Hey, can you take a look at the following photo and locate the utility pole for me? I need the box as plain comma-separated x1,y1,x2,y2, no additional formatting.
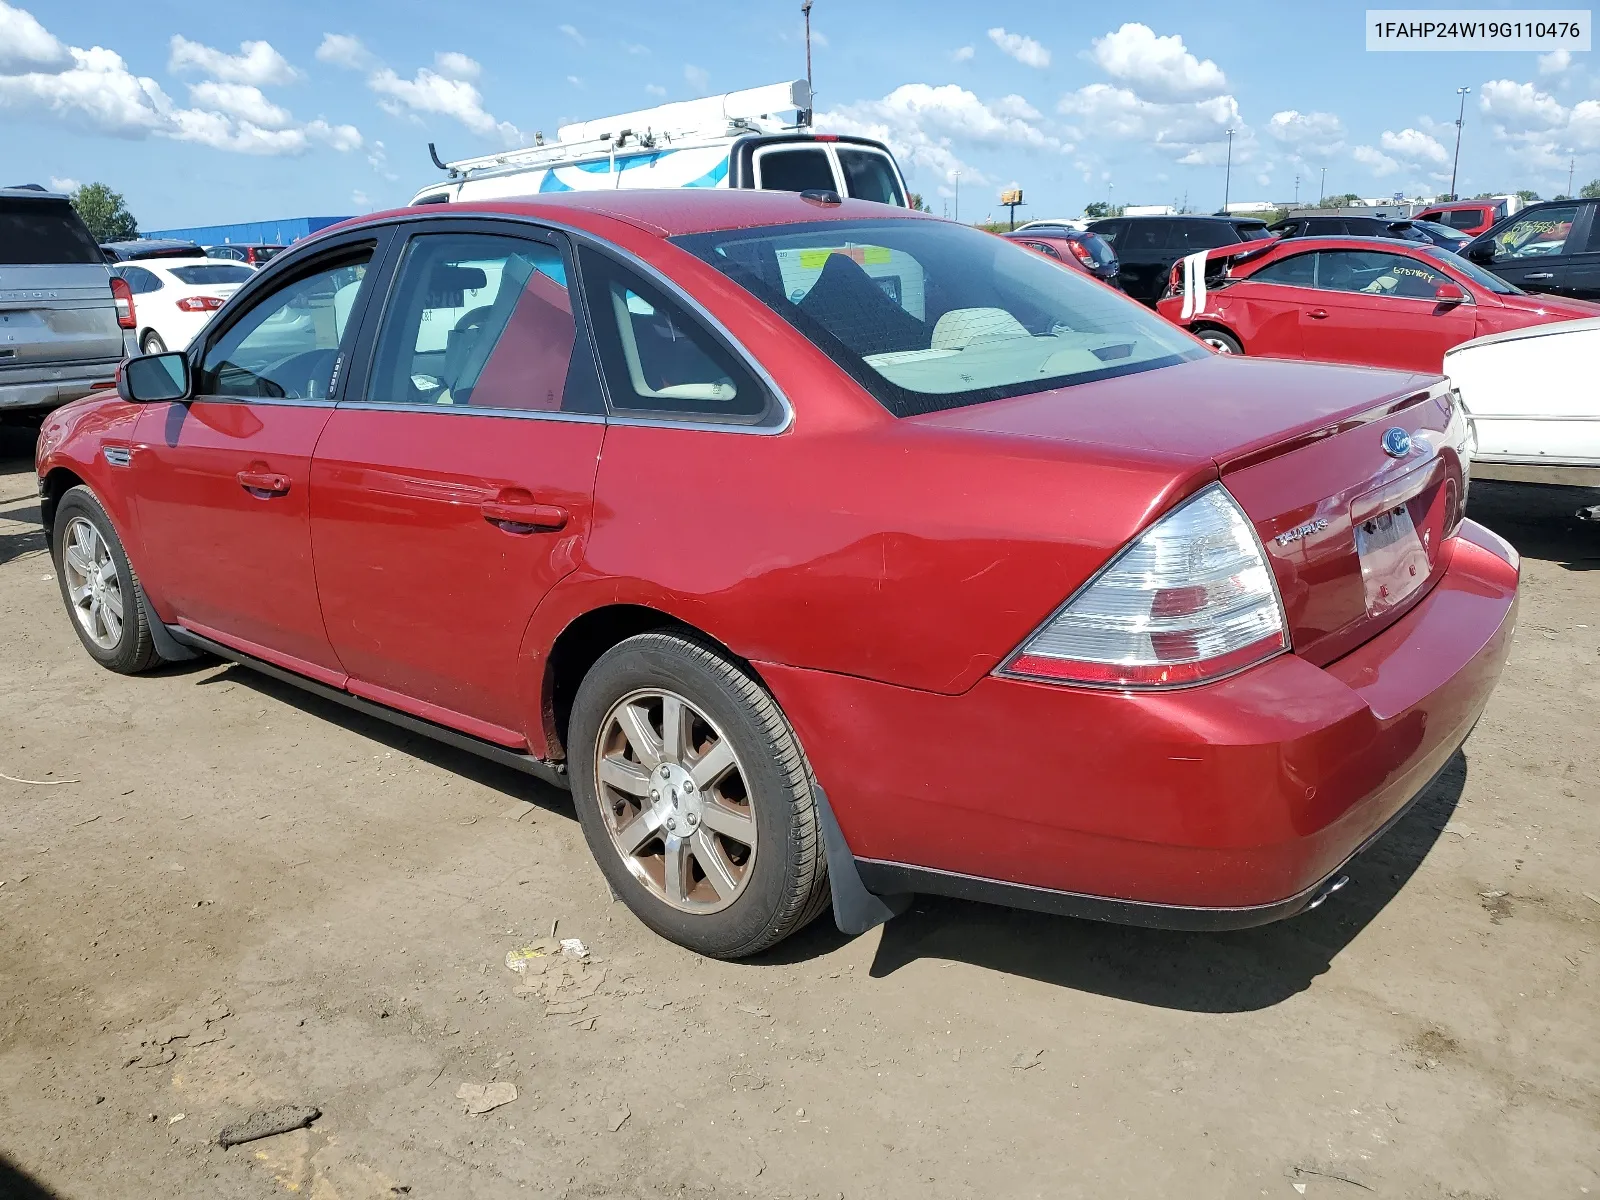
801,1,814,101
1294,174,1299,205
1449,86,1471,199
952,170,960,222
1569,157,1576,198
1222,128,1236,212
1319,166,1327,205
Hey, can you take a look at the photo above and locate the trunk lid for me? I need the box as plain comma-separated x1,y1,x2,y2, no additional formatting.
914,354,1470,665
0,263,125,368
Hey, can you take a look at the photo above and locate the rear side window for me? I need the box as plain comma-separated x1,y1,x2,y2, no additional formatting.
1122,221,1173,252
168,264,255,285
757,148,836,193
1176,220,1238,249
0,197,103,265
114,265,163,294
837,149,905,206
1088,220,1126,248
366,232,602,414
1236,224,1274,242
577,247,772,422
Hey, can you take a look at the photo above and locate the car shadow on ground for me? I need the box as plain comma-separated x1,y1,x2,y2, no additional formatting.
849,752,1468,1012
1467,480,1599,571
0,1154,63,1200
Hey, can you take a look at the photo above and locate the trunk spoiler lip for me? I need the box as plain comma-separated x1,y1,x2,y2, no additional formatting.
1214,383,1444,475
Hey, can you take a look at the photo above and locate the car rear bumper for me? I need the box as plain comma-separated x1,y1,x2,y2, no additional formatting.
0,354,127,413
1469,456,1600,487
762,519,1519,923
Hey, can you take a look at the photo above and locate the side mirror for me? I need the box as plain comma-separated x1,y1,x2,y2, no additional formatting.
1435,282,1467,305
118,352,192,403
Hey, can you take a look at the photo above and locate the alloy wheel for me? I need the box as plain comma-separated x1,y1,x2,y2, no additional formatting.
1202,333,1236,353
593,688,757,914
62,516,123,650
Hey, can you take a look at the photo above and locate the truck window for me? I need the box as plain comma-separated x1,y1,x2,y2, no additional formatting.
837,149,905,206
757,148,836,193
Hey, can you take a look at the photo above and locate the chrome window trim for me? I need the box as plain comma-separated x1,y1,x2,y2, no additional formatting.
281,210,795,436
335,400,606,425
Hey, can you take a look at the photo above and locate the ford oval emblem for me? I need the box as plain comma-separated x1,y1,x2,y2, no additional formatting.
1381,427,1412,458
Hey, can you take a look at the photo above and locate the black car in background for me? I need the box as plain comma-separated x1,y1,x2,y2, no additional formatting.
1463,197,1600,301
1269,214,1470,253
1086,214,1273,305
99,239,207,263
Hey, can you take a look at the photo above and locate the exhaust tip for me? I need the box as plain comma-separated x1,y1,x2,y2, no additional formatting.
1304,873,1350,913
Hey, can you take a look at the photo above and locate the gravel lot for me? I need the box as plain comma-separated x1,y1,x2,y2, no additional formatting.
1,425,1596,1199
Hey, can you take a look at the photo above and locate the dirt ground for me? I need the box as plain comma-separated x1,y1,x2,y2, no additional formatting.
0,424,1596,1200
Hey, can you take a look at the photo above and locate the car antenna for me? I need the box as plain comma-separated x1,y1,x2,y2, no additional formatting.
428,142,449,171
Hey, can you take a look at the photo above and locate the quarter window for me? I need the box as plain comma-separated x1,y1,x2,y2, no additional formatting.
197,249,372,400
577,247,771,421
1489,206,1579,259
365,232,601,413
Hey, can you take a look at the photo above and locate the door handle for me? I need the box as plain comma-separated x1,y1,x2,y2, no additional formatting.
1307,309,1329,319
481,499,570,533
237,470,290,496
1524,272,1555,281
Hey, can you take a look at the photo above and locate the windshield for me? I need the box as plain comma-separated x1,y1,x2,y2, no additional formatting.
672,219,1204,417
1421,245,1522,294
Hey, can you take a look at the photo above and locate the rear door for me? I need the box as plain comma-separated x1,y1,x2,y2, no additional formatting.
1297,249,1476,372
308,221,607,746
1117,219,1176,304
131,233,385,678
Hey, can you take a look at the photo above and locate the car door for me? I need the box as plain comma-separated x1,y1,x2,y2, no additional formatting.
130,233,386,680
308,222,608,746
1222,250,1320,357
1476,204,1580,294
1550,205,1600,301
1117,220,1175,304
1297,249,1476,372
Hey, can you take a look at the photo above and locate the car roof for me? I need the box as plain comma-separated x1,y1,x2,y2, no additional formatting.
329,191,941,241
1243,235,1446,259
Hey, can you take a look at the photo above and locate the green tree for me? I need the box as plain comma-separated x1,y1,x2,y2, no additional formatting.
1082,200,1127,218
1323,192,1362,207
906,191,932,213
1515,189,1541,203
1581,179,1600,199
69,182,138,242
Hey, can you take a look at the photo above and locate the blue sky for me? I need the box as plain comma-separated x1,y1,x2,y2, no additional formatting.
2,0,1595,229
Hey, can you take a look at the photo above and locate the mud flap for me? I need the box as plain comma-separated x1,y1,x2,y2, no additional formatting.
134,582,199,663
813,783,910,936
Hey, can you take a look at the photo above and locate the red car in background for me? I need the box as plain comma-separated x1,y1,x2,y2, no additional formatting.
1003,228,1120,286
37,192,1514,959
1414,199,1509,237
1157,236,1600,371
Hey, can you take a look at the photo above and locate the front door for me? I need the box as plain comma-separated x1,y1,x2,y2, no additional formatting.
132,237,383,680
1296,249,1476,373
1552,207,1600,301
309,225,607,746
1480,204,1581,295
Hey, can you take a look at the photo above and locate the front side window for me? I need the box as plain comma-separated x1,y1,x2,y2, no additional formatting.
1314,250,1452,298
366,232,600,413
198,249,372,400
1247,252,1318,288
1490,206,1579,259
674,218,1204,418
757,148,836,193
578,247,771,420
837,149,905,206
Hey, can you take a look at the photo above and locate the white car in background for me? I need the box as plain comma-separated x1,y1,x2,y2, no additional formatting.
108,258,255,354
1445,316,1600,494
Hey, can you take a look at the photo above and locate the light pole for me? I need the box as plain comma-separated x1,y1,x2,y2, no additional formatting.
1319,166,1327,205
1449,86,1471,199
952,170,960,222
801,2,814,98
1222,128,1236,212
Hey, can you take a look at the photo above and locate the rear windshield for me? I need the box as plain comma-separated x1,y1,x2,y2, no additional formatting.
673,218,1205,417
168,264,255,285
1076,233,1116,265
1237,224,1274,242
0,197,104,266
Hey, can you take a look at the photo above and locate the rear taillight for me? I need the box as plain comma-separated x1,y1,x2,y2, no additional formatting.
110,277,136,329
176,296,225,313
1067,241,1096,267
1000,484,1288,689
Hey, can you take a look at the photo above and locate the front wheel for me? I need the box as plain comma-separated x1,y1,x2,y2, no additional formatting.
52,486,164,673
1196,328,1243,355
568,632,830,959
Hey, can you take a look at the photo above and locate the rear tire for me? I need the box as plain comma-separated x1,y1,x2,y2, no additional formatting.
52,485,164,674
1195,327,1243,355
568,632,830,959
141,330,166,354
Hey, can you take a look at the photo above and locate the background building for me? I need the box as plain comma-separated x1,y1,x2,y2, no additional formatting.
140,216,351,246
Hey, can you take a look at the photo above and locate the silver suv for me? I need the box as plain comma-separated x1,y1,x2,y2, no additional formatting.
1,186,135,418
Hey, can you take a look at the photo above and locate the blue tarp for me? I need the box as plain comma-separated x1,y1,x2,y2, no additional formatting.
140,216,352,246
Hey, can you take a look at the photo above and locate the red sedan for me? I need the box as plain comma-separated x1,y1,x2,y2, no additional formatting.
1157,235,1600,370
36,192,1516,958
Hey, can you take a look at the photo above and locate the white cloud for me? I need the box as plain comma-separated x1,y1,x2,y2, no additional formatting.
1059,83,1242,165
0,0,67,72
1255,172,1271,187
352,188,370,208
566,75,582,87
952,45,975,63
1090,23,1225,102
811,30,830,49
1266,109,1346,160
369,65,520,144
645,83,666,96
684,64,709,92
1571,100,1600,150
559,24,585,46
433,51,480,82
1353,144,1400,177
987,28,1050,69
1538,48,1572,75
1379,127,1447,166
305,119,362,152
168,35,298,86
188,81,293,130
1479,78,1567,132
316,33,371,71
48,175,79,193
819,83,1069,186
367,138,398,180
